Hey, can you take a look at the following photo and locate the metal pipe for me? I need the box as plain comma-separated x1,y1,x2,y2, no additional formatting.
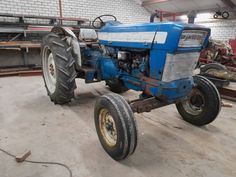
59,0,63,25
142,0,169,6
150,12,159,22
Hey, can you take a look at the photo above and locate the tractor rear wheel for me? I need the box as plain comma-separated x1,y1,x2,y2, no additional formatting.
94,93,137,160
176,75,221,126
41,32,77,104
106,79,129,93
222,11,229,19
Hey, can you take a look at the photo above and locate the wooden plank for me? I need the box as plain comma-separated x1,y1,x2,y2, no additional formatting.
0,69,42,77
218,82,236,102
15,150,31,162
0,41,41,48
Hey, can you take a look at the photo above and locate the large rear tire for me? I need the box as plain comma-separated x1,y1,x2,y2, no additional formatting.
222,11,229,19
176,75,221,126
94,93,137,160
41,33,77,104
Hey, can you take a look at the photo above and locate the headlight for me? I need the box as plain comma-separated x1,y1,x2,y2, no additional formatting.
178,30,208,48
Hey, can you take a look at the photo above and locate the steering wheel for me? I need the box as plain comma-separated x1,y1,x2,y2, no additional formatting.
92,14,117,29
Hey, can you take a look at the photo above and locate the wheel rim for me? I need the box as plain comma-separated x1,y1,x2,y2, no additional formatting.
42,46,57,93
182,88,205,116
222,12,229,18
99,108,117,147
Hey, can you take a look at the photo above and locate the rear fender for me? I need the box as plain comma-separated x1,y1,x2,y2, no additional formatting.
51,26,82,68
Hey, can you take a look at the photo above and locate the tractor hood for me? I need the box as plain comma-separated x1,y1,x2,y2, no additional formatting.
98,21,210,52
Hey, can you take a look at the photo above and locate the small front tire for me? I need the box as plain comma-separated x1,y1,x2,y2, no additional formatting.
176,75,221,126
94,93,137,160
213,14,218,19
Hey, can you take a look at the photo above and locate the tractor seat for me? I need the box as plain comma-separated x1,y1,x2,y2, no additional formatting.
79,28,98,42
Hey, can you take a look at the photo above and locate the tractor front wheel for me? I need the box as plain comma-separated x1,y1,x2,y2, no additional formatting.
176,75,221,126
213,14,218,19
94,93,137,160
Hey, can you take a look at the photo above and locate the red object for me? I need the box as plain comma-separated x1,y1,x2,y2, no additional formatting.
229,39,236,54
199,39,236,67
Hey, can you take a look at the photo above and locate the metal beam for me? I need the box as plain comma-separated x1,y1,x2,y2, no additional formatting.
142,0,169,6
59,0,63,25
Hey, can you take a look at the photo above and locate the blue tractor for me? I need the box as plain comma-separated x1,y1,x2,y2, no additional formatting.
41,15,221,160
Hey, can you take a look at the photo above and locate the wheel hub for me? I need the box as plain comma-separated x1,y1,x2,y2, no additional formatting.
49,63,55,76
105,121,113,131
190,94,204,107
99,109,117,147
182,88,205,116
42,47,57,94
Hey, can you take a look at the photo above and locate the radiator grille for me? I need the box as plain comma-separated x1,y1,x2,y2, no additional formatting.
161,52,199,82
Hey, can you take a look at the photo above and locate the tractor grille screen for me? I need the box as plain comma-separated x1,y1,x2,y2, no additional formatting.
161,52,200,82
178,30,208,48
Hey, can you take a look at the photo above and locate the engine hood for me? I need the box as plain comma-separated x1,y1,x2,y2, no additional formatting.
98,21,210,52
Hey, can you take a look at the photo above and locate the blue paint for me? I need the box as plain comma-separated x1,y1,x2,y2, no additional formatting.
99,21,210,53
80,20,210,104
82,48,102,68
97,57,118,80
99,40,153,49
149,49,166,80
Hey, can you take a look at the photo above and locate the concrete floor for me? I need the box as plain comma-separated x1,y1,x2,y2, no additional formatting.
0,76,236,177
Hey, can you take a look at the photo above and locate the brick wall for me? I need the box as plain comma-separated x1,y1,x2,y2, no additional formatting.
197,19,236,41
0,0,58,16
1,0,235,41
61,0,150,23
0,0,150,23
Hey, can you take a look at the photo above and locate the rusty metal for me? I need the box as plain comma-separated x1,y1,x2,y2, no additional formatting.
0,12,88,26
0,69,42,77
129,97,169,113
199,39,236,68
206,69,236,82
141,76,160,96
0,11,88,71
58,17,87,22
227,66,236,72
0,12,58,20
59,0,63,25
0,41,40,49
142,0,169,6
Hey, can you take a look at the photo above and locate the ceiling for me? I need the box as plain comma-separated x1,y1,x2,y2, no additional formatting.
140,0,236,14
